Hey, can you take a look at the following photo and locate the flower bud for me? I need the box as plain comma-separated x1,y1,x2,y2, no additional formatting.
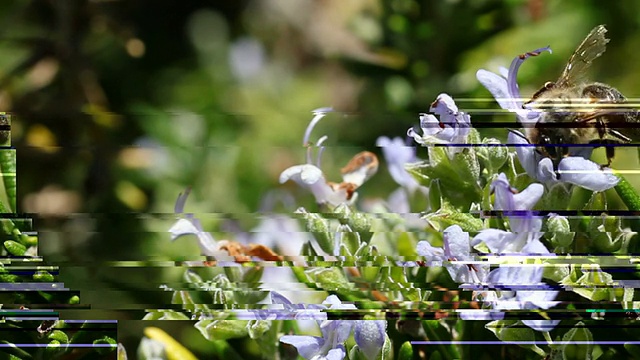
482,138,508,172
547,214,574,249
304,212,333,254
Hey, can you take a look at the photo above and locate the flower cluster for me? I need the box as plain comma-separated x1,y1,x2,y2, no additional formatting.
143,40,637,360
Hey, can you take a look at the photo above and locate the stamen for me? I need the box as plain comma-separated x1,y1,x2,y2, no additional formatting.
316,135,328,167
508,46,552,104
303,108,334,147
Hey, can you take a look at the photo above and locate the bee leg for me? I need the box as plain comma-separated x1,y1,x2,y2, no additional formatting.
589,139,616,169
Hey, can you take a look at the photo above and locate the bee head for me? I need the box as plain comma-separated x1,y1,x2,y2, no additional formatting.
534,127,570,170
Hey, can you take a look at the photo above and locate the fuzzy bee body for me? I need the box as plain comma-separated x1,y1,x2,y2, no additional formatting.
523,25,640,169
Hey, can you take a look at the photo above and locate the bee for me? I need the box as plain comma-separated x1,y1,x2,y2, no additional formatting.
523,25,640,171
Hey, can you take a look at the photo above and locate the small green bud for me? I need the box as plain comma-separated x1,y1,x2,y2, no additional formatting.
195,320,249,341
398,341,414,360
34,271,55,282
484,138,508,172
246,320,270,339
94,336,117,355
452,147,480,182
425,202,484,232
304,213,333,254
348,212,372,243
68,295,80,304
118,343,129,360
45,340,63,357
3,241,26,256
339,225,360,256
306,267,350,291
547,214,574,249
48,330,69,344
183,270,203,284
561,322,593,359
333,203,351,223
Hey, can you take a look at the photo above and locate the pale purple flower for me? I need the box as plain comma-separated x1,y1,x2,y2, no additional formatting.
229,36,265,82
168,188,219,256
473,174,545,253
250,214,304,256
509,130,619,191
376,136,422,192
280,109,378,206
407,93,471,156
279,295,356,360
460,241,560,332
417,225,489,284
233,291,325,321
477,47,619,191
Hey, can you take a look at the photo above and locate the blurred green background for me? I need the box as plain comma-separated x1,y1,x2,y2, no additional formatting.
4,0,640,358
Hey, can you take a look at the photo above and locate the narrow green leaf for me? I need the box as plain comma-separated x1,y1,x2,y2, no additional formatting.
0,150,15,212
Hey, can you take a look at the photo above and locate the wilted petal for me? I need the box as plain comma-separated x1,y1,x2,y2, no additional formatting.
280,335,324,359
341,151,379,187
557,157,619,191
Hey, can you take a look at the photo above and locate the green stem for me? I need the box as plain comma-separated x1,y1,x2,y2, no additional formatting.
0,150,15,213
422,320,458,360
614,173,640,253
615,173,640,211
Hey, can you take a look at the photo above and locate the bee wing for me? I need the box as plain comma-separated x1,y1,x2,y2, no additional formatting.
556,25,609,88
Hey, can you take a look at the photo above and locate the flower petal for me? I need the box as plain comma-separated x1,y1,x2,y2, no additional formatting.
473,229,511,253
508,130,538,179
168,218,200,241
280,335,324,359
443,225,470,258
325,346,347,360
430,93,459,115
522,319,560,332
557,157,619,191
476,69,516,110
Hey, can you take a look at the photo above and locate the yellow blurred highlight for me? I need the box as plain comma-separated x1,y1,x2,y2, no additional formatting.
25,124,58,153
143,327,198,360
115,181,147,210
118,147,155,169
126,38,146,58
83,103,121,128
26,57,59,89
